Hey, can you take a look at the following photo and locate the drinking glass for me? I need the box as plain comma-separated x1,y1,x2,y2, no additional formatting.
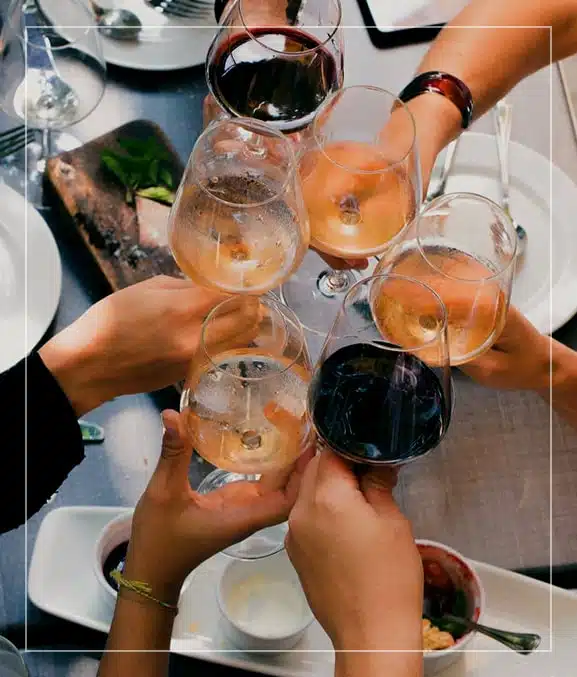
168,117,310,295
308,274,452,465
375,192,517,365
281,85,421,336
0,0,106,205
181,294,313,558
204,0,344,135
0,636,28,676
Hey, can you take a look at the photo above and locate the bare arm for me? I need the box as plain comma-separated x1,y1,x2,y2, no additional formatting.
538,341,577,428
405,0,577,181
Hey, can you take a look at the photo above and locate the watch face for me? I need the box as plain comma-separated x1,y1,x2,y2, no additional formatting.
362,0,468,32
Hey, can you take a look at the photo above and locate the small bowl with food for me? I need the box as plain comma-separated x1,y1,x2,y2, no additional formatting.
93,511,134,608
417,539,484,676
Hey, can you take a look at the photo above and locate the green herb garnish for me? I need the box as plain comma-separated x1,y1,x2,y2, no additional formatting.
101,136,176,206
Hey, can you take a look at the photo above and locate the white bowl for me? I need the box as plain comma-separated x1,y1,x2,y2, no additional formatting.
417,540,485,677
217,551,314,652
93,510,133,609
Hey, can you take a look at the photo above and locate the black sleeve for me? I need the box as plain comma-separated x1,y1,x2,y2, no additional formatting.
0,353,85,533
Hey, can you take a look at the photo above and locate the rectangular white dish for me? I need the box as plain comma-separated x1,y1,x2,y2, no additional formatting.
28,506,576,676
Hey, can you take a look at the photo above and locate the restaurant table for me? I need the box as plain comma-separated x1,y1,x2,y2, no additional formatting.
1,0,577,674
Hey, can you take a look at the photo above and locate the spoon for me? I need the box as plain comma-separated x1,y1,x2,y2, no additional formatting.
423,572,541,655
89,1,142,41
430,611,542,655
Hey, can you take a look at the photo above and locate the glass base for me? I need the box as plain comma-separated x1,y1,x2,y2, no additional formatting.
0,131,81,209
280,249,360,337
197,469,288,560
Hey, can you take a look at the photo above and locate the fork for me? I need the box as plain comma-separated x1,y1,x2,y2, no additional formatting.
0,125,36,159
145,0,214,19
493,100,527,258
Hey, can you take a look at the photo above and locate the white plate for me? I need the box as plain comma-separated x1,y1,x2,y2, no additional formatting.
430,132,577,335
0,183,62,374
38,0,217,71
29,506,576,676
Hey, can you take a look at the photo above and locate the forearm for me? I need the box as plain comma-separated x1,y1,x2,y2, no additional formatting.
407,0,577,175
335,651,423,677
97,595,174,677
537,340,577,429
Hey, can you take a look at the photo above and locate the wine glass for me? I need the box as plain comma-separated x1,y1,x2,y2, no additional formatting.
181,294,313,559
168,117,310,295
375,192,517,365
308,274,452,465
204,0,344,135
281,85,422,336
0,0,106,206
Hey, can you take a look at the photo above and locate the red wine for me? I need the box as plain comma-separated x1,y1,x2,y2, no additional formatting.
103,541,128,591
309,343,450,463
207,27,341,132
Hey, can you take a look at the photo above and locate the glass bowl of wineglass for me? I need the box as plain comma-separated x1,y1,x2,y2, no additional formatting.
168,117,310,295
375,192,517,365
181,294,314,559
281,85,422,336
204,0,344,136
308,274,452,465
0,0,106,206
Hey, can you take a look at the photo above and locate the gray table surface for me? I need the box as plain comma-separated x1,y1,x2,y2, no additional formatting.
1,0,576,674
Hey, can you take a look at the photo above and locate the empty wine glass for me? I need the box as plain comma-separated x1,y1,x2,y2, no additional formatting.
375,192,517,365
168,117,310,295
308,274,452,465
204,0,344,135
281,85,422,336
181,294,313,558
0,0,106,205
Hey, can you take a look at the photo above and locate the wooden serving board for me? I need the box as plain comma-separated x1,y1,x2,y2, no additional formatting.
45,119,184,291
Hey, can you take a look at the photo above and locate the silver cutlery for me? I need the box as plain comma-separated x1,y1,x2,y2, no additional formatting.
435,612,541,655
0,126,36,159
494,100,527,257
425,136,461,202
88,1,142,41
145,0,214,19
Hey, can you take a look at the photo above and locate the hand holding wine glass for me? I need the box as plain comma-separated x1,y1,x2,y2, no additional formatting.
286,449,423,663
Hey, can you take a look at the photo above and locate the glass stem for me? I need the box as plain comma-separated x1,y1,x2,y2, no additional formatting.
41,128,53,160
317,268,352,298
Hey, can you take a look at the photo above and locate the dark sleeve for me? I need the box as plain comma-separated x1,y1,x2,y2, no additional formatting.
0,353,85,533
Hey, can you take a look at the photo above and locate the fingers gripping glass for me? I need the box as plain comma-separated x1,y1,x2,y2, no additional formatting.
308,274,452,465
181,295,313,559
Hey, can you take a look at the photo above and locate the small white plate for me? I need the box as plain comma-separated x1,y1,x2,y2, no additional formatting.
430,132,577,335
29,506,576,676
0,183,62,374
37,0,217,72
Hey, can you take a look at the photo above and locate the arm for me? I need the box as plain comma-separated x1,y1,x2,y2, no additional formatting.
461,306,577,430
538,341,577,427
406,0,577,180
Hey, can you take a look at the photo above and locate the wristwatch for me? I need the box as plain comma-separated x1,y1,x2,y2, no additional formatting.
398,71,474,129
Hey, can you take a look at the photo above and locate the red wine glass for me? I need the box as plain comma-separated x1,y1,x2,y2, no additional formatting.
308,273,452,465
205,0,344,135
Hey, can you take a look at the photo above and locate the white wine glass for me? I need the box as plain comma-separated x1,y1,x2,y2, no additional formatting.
375,192,517,365
0,0,106,206
168,117,310,295
281,85,422,336
181,294,313,559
